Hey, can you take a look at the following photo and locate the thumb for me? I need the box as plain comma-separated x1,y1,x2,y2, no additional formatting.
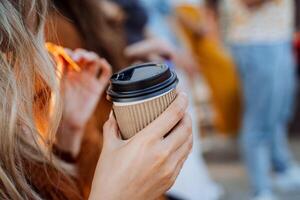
103,111,121,145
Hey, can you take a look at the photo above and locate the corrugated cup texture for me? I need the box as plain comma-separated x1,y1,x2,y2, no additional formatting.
113,89,177,139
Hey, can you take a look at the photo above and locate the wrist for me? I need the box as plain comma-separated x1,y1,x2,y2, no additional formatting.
56,122,85,158
88,189,120,200
89,168,125,200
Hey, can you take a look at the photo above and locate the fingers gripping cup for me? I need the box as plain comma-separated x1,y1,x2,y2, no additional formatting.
107,63,178,139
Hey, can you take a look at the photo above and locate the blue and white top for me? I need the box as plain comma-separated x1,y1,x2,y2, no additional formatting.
219,0,295,44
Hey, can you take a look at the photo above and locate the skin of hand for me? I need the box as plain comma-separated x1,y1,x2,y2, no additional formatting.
124,38,176,62
125,38,199,79
173,50,199,80
55,49,112,157
176,11,209,37
89,92,193,200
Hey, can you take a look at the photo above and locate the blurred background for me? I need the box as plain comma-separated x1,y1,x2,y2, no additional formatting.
134,0,300,200
172,1,300,200
47,0,300,199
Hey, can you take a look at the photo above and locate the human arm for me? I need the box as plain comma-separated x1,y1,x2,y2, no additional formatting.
55,49,112,159
89,92,193,200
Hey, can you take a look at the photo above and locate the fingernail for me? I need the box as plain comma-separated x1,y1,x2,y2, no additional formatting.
72,54,80,62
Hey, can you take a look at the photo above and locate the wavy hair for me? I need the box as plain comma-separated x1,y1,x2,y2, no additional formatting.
0,1,77,199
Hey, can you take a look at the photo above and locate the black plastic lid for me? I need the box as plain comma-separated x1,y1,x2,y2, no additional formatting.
107,62,178,102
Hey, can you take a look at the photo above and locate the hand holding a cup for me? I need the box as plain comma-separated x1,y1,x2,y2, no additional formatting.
90,92,193,200
56,48,112,158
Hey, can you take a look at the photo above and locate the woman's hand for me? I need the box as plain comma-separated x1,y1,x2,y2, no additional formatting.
56,49,112,157
89,92,193,200
125,38,176,62
125,38,199,80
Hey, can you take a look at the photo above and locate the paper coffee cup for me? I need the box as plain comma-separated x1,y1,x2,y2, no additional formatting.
107,62,178,139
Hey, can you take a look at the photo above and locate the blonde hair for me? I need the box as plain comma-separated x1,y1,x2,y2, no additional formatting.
0,0,67,199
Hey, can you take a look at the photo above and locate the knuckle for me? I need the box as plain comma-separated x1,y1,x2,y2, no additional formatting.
90,51,99,57
160,150,169,161
174,103,186,118
101,58,109,65
188,137,193,151
100,59,113,73
161,165,174,181
137,131,153,144
180,118,192,139
165,181,175,192
154,149,169,164
74,48,86,53
169,175,177,188
175,95,188,116
107,68,113,76
168,172,178,188
184,115,193,133
187,126,192,136
185,113,192,124
178,92,188,106
141,137,153,148
186,124,193,136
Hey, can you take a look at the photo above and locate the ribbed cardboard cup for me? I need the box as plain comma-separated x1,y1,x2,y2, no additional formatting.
112,89,177,139
107,63,178,139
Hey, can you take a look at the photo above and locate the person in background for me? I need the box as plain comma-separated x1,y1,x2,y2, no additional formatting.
295,0,300,74
296,0,300,31
217,0,300,199
0,0,193,199
137,0,200,78
135,0,223,199
112,0,199,78
174,0,242,136
111,0,149,45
